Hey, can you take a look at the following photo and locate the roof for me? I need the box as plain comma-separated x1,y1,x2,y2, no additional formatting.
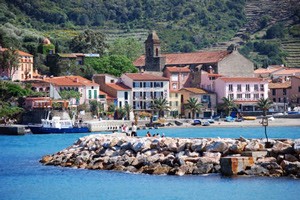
165,66,190,73
179,87,208,94
219,77,265,83
106,83,131,91
133,51,229,66
57,53,77,58
273,69,300,76
254,66,285,74
145,31,160,44
268,82,291,89
0,48,33,57
124,73,169,81
99,90,115,99
44,76,99,87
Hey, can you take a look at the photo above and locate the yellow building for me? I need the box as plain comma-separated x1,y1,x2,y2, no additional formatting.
0,47,33,81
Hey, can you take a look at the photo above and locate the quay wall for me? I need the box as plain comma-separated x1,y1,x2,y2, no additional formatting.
0,125,26,135
41,134,300,178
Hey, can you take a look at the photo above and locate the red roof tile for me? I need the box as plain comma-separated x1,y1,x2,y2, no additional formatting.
254,67,285,74
273,69,300,75
106,83,131,91
0,48,33,57
165,66,190,73
133,51,229,66
219,77,264,82
124,73,169,81
269,82,291,89
44,76,98,87
179,87,208,94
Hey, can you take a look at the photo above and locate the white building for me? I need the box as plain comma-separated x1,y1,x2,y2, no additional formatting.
121,73,169,112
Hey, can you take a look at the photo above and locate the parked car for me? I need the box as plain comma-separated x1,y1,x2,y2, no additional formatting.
202,121,210,126
225,116,234,122
191,119,201,125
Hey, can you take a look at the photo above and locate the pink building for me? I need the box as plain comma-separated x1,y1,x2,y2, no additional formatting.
163,66,190,91
201,72,268,112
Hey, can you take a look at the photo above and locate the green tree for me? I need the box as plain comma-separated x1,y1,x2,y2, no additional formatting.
124,103,132,120
184,97,203,119
256,98,272,116
89,100,104,117
59,90,81,104
265,24,285,39
87,55,138,77
0,48,19,80
150,97,170,118
69,29,108,55
109,38,143,61
220,97,236,116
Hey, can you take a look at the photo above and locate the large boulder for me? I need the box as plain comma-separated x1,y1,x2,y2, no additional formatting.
205,141,228,153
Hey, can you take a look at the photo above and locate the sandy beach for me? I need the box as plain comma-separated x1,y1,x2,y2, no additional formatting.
214,118,300,127
174,118,300,128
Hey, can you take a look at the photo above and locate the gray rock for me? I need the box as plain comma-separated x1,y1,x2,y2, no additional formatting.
284,154,298,162
294,139,300,154
205,141,228,153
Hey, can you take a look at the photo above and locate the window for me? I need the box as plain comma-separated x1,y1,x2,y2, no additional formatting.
237,94,242,99
260,94,264,98
283,88,287,95
175,101,178,106
119,101,122,107
124,92,128,100
171,74,178,81
273,98,276,102
245,94,251,99
237,84,241,92
94,90,97,99
254,94,259,99
278,98,281,102
260,84,264,91
228,94,234,100
272,89,276,96
175,93,178,98
254,84,258,91
246,84,250,92
170,101,172,106
140,82,143,88
228,84,233,92
298,86,300,92
172,83,177,89
88,90,92,99
156,48,159,56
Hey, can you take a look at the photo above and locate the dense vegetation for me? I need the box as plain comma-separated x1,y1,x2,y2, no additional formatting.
0,0,246,54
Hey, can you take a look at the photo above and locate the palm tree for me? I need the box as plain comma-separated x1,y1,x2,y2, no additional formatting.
257,98,272,116
150,97,170,118
124,103,132,120
184,97,203,119
221,97,236,116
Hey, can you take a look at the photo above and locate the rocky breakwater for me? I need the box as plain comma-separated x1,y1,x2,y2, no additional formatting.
41,134,300,178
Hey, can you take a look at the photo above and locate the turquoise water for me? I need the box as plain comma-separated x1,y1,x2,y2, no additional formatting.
0,127,300,200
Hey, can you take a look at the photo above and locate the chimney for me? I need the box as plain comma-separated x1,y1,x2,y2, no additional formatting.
74,77,79,83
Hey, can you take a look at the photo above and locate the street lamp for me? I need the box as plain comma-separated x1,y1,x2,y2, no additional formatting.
261,116,272,148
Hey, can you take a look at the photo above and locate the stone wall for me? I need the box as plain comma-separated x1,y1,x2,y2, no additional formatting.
41,134,300,178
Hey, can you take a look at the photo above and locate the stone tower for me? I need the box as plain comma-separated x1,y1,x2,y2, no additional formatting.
144,31,166,71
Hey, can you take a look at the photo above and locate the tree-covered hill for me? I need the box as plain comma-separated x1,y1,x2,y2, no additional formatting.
0,0,246,53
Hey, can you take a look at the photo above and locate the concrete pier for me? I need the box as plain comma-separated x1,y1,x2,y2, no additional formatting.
0,125,26,135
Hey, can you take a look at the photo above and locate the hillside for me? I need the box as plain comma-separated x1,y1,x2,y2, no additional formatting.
0,0,246,52
0,0,299,68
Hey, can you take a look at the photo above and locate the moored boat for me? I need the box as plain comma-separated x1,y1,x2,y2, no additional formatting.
29,114,89,134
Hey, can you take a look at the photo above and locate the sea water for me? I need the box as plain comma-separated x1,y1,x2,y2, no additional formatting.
0,126,300,200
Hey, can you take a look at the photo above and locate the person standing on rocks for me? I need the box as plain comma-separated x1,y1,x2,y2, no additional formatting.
131,122,137,137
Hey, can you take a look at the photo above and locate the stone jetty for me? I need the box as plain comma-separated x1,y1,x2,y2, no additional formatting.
41,134,300,178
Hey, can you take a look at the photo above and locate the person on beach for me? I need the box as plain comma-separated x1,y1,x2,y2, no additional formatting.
131,122,137,136
146,131,151,137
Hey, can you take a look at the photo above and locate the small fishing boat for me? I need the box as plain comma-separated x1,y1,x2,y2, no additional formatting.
243,116,256,120
29,112,89,134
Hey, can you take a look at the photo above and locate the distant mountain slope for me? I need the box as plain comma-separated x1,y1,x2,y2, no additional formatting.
1,0,246,53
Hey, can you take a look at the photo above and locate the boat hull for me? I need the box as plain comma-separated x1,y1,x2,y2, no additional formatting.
29,126,89,134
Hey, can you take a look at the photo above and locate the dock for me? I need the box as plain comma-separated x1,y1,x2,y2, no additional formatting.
0,125,27,135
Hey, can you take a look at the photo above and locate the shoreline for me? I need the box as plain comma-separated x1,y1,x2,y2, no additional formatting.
153,118,300,129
